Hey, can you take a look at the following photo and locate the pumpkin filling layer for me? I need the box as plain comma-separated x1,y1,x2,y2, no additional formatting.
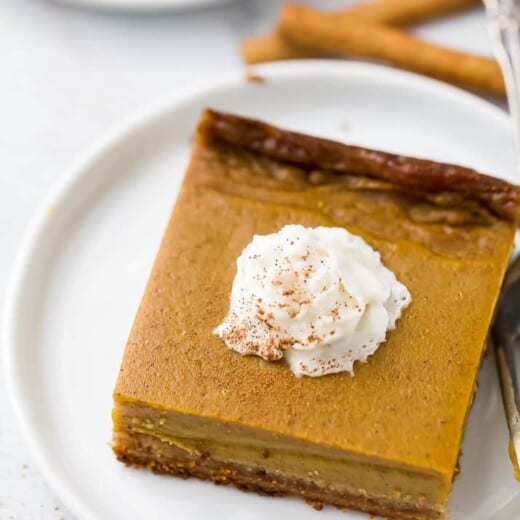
114,402,449,519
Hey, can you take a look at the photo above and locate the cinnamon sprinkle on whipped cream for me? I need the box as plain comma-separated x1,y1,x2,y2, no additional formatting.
214,225,411,377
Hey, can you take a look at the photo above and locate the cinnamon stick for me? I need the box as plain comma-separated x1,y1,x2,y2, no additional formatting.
242,0,480,64
242,33,312,64
276,4,504,98
339,0,480,25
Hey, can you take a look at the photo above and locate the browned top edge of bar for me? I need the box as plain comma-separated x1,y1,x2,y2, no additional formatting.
197,108,520,222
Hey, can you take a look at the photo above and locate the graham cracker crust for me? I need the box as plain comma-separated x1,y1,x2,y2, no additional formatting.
113,431,444,520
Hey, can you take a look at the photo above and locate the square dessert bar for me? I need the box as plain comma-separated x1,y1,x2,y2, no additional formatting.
113,109,520,519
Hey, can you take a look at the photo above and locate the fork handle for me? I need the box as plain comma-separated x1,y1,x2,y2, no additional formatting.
486,1,520,157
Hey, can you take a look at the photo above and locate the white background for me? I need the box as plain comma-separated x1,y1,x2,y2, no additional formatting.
0,1,502,518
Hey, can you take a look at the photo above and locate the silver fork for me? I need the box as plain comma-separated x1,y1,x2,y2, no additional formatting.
485,0,520,479
485,0,520,142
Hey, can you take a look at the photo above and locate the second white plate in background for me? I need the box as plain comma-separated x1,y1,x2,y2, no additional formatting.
57,0,242,11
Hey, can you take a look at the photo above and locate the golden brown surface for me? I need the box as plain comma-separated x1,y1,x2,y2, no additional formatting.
113,110,519,518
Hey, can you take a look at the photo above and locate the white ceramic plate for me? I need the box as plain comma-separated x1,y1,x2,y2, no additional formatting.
5,60,520,520
57,0,240,12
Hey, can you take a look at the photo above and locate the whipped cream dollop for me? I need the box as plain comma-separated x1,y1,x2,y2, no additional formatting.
214,225,411,377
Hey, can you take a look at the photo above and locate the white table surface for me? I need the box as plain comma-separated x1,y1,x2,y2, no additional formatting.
0,1,502,518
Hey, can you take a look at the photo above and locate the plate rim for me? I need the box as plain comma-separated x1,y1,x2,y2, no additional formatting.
56,0,240,12
3,59,515,520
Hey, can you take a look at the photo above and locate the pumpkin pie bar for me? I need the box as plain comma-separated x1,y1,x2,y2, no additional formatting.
112,109,520,519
